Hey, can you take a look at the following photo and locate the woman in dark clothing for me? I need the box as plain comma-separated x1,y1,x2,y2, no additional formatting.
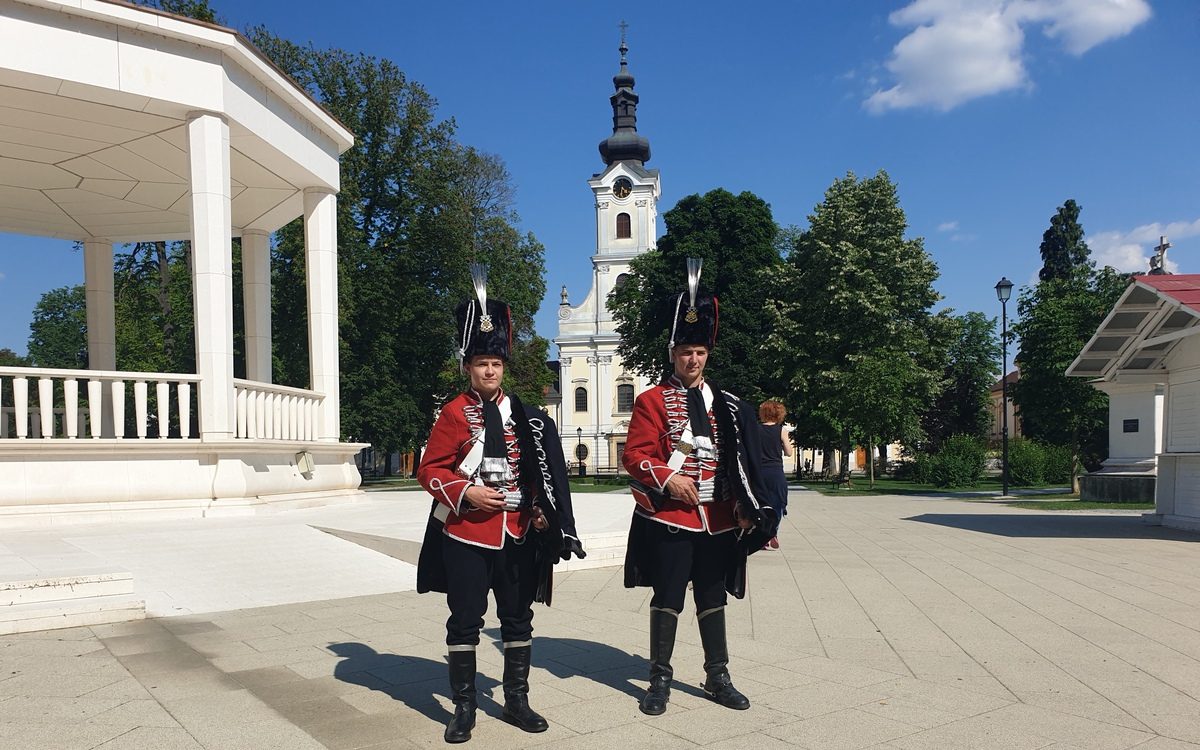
758,400,793,549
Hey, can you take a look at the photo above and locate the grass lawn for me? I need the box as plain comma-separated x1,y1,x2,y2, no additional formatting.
569,477,629,493
361,477,420,490
1003,499,1154,511
803,476,1062,497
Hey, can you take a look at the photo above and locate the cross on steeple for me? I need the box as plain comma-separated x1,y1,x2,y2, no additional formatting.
1149,235,1172,275
619,20,629,63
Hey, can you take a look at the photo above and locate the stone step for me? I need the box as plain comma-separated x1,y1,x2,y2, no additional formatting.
0,568,134,606
0,567,144,634
0,593,145,635
561,532,626,572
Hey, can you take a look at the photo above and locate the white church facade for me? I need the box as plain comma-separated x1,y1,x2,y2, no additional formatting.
552,41,658,473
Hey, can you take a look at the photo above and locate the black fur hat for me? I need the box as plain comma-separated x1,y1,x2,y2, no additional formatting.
668,258,719,353
456,264,512,364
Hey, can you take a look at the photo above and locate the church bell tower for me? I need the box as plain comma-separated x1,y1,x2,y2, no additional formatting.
553,29,661,474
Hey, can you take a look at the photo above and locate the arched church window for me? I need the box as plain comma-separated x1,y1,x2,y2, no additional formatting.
616,212,632,239
614,273,631,291
574,387,588,412
617,384,635,413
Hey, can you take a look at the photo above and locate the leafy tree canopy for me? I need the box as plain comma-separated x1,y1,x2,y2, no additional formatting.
921,311,999,449
28,285,87,369
767,171,946,463
0,348,29,367
610,188,780,403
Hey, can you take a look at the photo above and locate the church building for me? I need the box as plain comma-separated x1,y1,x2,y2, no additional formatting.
553,39,659,473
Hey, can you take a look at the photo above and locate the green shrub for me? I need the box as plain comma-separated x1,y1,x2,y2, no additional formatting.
928,435,986,488
1041,443,1074,484
1006,438,1046,486
890,455,928,483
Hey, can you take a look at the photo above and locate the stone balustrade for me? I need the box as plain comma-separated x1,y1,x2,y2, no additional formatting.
233,378,322,441
0,367,200,440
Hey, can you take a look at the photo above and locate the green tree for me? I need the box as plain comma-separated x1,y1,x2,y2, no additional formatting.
610,188,781,402
134,0,217,23
767,172,945,480
1038,199,1091,283
0,348,29,366
27,286,88,369
249,30,550,457
922,311,999,449
1012,266,1128,488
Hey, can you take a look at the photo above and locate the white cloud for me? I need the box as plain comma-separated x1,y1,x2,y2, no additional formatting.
865,0,1151,113
0,272,5,282
1088,218,1200,274
938,221,960,232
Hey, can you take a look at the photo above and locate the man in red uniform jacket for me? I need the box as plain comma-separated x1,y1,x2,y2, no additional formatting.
623,258,776,716
417,264,584,743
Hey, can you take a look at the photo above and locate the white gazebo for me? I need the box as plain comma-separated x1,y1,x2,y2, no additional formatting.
1068,274,1200,527
0,0,365,523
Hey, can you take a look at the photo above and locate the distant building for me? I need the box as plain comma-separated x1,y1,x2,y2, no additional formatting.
989,370,1022,443
553,40,658,473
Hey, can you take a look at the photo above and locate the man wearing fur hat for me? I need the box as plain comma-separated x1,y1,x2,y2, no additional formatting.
417,264,586,743
622,258,777,717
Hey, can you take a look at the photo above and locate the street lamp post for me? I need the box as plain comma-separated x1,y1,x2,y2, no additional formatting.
995,276,1013,497
576,426,584,477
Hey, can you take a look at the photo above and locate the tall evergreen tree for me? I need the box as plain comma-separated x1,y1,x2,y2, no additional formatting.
1015,200,1129,488
767,172,946,478
610,188,781,403
1038,199,1091,282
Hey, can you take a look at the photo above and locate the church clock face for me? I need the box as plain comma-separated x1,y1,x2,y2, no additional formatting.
612,178,632,199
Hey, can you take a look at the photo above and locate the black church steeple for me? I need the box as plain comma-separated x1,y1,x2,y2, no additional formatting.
598,27,651,167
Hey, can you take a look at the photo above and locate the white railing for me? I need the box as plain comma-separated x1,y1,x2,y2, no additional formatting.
234,379,322,441
0,366,199,440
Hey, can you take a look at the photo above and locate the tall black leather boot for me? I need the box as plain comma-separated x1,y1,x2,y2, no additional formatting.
444,649,477,743
639,607,678,715
697,607,750,710
500,644,548,733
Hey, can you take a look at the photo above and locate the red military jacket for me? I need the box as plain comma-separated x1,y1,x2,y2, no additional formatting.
417,389,534,549
622,376,737,534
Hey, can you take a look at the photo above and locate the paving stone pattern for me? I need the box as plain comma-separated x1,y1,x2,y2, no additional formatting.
3,492,1200,749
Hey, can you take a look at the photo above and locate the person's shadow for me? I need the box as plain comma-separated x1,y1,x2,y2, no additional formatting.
328,642,497,724
328,635,705,717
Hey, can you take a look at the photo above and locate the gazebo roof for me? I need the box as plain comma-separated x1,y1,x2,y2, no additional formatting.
0,0,354,243
1067,274,1200,383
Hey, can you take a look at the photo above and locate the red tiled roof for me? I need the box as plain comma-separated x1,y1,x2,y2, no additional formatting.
989,369,1019,392
1137,274,1200,314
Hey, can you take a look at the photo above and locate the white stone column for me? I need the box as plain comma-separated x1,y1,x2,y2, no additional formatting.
83,238,116,437
83,239,116,371
241,229,272,383
187,113,235,441
304,187,340,442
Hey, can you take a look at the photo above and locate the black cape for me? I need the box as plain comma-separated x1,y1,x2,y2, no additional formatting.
624,385,779,599
416,394,584,605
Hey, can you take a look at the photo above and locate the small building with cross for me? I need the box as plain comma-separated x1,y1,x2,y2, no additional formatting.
1068,274,1200,528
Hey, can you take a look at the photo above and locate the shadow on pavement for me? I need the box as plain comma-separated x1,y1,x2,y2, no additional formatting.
905,513,1199,541
516,633,708,703
328,642,500,724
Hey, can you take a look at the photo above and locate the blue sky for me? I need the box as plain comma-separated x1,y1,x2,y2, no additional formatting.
2,0,1197,356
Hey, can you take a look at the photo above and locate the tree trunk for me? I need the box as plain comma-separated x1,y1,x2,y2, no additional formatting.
878,443,888,476
840,430,853,485
868,435,875,488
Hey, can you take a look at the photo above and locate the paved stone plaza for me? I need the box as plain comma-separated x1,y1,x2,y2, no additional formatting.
3,490,1200,749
